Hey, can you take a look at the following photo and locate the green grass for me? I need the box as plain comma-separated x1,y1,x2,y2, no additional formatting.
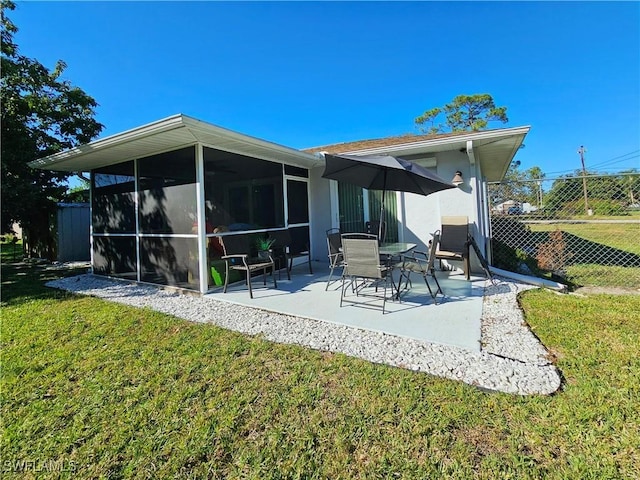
565,264,640,289
528,221,640,256
524,221,640,288
0,239,23,264
2,262,640,479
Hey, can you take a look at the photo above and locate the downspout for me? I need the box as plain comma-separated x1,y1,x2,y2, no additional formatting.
467,140,495,264
489,266,567,292
465,140,483,244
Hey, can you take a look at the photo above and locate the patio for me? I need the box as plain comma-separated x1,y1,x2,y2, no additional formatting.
207,261,487,352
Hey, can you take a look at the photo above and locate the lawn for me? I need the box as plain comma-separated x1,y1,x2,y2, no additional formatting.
2,261,639,479
527,220,640,256
524,220,640,288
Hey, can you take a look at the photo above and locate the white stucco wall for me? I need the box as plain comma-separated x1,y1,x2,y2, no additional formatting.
399,150,474,250
307,149,488,275
398,150,486,275
308,165,334,262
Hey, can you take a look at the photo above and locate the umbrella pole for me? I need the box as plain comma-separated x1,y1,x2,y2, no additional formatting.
379,170,387,242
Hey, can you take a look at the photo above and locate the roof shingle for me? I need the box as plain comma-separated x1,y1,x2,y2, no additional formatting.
302,129,480,154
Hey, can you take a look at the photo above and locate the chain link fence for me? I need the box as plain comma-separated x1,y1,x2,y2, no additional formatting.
488,173,640,289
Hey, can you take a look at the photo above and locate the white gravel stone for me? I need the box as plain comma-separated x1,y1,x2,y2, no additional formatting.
46,271,561,395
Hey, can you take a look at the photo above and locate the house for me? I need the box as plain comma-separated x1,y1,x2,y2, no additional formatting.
29,114,528,293
493,201,537,215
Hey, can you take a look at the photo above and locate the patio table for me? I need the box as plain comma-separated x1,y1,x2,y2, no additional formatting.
337,241,417,301
379,242,417,257
379,243,417,300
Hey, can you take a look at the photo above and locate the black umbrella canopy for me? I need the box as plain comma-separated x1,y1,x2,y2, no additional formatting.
322,153,455,196
322,153,456,240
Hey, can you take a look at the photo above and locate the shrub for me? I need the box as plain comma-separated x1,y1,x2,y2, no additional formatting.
536,229,572,277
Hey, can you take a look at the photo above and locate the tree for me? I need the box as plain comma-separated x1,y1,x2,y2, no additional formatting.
1,1,103,259
489,162,544,208
415,94,508,134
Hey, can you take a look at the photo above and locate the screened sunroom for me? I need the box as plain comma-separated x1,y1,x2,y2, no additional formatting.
31,115,321,293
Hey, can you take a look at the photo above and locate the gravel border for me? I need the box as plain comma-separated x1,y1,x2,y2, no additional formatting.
46,271,561,395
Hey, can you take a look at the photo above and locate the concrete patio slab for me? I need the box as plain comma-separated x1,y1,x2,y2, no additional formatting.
206,261,486,352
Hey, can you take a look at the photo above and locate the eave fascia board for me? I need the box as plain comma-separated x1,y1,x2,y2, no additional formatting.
29,113,321,170
28,114,191,169
336,126,531,157
485,130,529,181
182,115,321,167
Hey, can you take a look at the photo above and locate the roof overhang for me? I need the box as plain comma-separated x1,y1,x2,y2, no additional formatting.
29,114,321,172
323,126,530,182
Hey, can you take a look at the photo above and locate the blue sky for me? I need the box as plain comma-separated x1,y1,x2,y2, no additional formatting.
10,1,640,177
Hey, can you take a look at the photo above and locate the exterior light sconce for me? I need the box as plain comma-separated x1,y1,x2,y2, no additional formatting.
452,171,464,186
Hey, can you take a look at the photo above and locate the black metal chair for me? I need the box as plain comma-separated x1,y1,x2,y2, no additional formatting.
366,220,387,243
325,228,343,290
435,216,470,279
399,230,444,304
219,234,277,299
268,229,312,280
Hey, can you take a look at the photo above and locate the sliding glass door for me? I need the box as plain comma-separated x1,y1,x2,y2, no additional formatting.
337,183,398,241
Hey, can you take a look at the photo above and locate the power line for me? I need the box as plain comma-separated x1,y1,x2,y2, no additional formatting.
543,151,639,176
589,149,640,169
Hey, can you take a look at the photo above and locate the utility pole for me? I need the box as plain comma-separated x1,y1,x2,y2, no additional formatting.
577,145,590,215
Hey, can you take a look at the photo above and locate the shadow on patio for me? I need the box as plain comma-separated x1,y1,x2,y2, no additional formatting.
206,261,488,352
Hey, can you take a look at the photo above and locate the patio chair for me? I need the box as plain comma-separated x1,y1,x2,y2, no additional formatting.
435,216,471,280
365,220,387,243
340,234,394,313
219,234,277,299
325,228,344,290
399,230,444,304
268,229,312,280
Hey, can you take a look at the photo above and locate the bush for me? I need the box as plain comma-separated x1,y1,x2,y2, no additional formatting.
536,229,572,277
589,199,626,216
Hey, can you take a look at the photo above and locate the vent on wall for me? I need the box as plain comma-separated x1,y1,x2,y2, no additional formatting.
401,155,437,168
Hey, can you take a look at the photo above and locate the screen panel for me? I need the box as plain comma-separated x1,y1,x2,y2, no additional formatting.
204,147,284,232
92,236,137,280
138,147,197,235
92,161,136,234
140,237,199,290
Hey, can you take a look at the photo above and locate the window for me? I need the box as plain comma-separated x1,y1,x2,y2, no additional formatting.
287,179,309,224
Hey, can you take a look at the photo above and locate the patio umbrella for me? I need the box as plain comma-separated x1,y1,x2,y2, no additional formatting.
322,153,456,239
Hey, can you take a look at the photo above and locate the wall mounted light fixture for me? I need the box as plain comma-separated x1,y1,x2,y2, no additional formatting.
452,171,464,186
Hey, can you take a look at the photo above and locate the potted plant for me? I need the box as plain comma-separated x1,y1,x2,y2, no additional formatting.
255,236,275,260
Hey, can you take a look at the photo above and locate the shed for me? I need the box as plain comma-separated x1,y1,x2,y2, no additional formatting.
57,202,90,262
